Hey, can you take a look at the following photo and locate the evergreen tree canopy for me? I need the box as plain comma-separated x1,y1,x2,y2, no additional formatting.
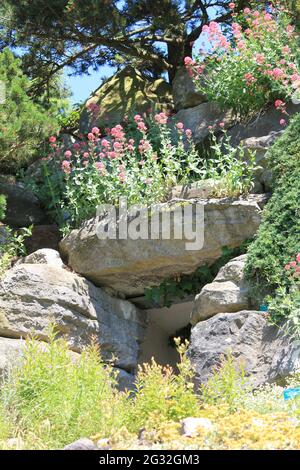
0,0,251,88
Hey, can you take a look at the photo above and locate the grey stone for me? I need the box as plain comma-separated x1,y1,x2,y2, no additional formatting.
181,417,213,437
64,438,97,450
0,179,46,228
17,248,65,269
172,67,206,111
60,196,263,298
170,179,223,200
188,310,300,388
173,102,237,145
0,264,147,372
191,255,251,325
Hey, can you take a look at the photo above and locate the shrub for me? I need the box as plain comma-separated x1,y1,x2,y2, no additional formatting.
0,48,64,173
0,195,6,221
0,226,32,277
245,112,300,295
187,5,300,116
0,328,128,450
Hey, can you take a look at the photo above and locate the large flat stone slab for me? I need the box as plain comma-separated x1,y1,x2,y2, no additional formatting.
60,196,265,298
0,263,146,372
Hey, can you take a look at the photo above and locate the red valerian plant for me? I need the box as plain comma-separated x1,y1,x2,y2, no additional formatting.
185,3,300,117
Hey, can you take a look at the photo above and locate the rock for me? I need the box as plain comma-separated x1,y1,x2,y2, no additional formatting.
0,179,47,228
188,310,300,388
181,417,213,437
80,66,173,133
24,225,61,254
0,224,8,246
64,438,97,450
115,368,136,391
0,264,146,372
172,67,206,111
191,255,251,325
96,438,111,450
227,102,299,146
60,196,264,298
0,337,27,380
170,179,223,200
241,132,283,193
17,248,65,269
173,102,236,145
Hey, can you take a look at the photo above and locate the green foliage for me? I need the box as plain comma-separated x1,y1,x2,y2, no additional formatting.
200,353,248,412
128,340,199,433
0,48,66,173
190,7,300,116
0,195,6,221
245,113,300,295
0,226,32,277
0,327,127,449
145,243,251,307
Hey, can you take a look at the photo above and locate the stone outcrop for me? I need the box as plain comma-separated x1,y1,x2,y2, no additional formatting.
0,179,46,228
188,310,300,388
0,260,146,372
172,67,206,111
80,66,173,132
174,102,236,145
191,254,252,325
17,248,65,268
60,196,265,298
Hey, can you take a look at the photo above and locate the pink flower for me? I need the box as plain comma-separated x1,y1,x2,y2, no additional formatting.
154,113,168,125
255,54,265,65
134,114,142,123
108,151,117,159
272,68,284,80
88,132,95,141
137,121,147,132
280,119,286,126
83,152,89,159
49,136,56,144
61,160,71,174
244,8,251,14
101,139,110,148
92,127,100,135
282,46,291,55
185,129,192,139
184,56,195,66
275,99,285,109
296,254,300,263
229,2,235,9
237,40,246,50
219,122,225,128
176,122,184,130
73,143,80,151
64,150,72,159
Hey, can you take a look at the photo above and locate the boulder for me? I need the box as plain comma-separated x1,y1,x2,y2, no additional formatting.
24,224,61,253
227,102,299,146
80,66,173,133
17,248,65,269
241,132,283,193
0,224,8,246
191,255,252,325
0,264,146,372
173,102,236,145
64,438,97,450
60,196,264,298
0,337,26,380
188,310,300,388
172,67,206,111
0,179,46,228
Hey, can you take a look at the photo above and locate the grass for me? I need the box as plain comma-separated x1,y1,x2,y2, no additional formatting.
0,327,300,450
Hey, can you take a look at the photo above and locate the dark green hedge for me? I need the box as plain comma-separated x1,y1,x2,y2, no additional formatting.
245,112,300,294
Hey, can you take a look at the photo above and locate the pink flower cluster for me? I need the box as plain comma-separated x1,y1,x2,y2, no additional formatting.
285,254,300,279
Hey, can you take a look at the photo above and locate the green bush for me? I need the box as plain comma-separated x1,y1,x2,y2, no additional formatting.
0,195,6,221
245,112,300,295
0,48,65,173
